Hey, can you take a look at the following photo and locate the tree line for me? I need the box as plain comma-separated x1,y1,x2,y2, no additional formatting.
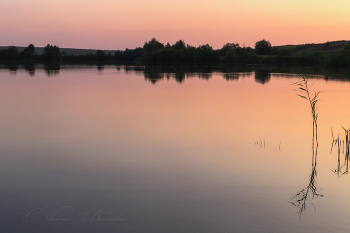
0,39,271,63
1,39,350,68
0,44,60,60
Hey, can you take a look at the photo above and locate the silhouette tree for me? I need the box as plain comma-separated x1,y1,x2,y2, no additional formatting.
20,44,35,59
114,50,123,61
156,49,173,63
165,42,172,48
224,48,236,61
173,40,186,50
96,50,106,61
1,46,19,60
220,43,239,56
43,44,61,60
143,38,164,52
172,47,195,63
193,44,219,62
255,39,271,55
124,47,144,61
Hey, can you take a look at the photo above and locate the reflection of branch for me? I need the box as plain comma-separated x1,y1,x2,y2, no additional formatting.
330,127,350,177
289,151,323,219
290,75,323,219
254,139,265,149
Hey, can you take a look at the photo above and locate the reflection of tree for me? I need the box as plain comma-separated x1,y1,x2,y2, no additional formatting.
44,62,60,77
197,72,211,80
24,63,35,76
289,76,323,218
144,72,164,84
223,72,240,81
121,65,254,84
255,69,271,84
97,64,105,71
174,73,186,83
7,63,19,72
124,66,131,74
330,127,350,177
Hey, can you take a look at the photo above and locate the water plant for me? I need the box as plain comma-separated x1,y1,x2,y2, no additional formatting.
330,126,350,177
292,75,322,141
289,75,323,219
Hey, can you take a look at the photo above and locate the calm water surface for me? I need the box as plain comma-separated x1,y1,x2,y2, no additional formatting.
1,65,350,233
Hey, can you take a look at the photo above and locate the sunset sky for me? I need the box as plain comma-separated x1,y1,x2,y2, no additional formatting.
1,0,350,49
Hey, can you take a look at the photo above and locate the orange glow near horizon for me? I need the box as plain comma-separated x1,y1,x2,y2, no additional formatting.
1,0,350,49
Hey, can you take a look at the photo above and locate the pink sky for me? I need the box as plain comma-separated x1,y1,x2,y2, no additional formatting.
1,0,350,49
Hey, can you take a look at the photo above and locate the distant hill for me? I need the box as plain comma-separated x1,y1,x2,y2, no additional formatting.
0,46,118,56
274,40,350,55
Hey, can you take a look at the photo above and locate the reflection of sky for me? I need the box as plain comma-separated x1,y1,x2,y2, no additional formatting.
1,68,350,232
1,0,350,49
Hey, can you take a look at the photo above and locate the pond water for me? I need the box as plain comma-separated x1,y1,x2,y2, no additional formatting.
1,64,350,233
